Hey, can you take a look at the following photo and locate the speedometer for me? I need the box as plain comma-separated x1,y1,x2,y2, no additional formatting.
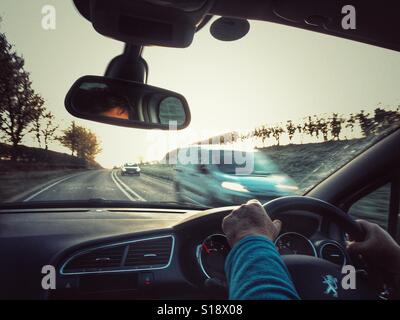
274,232,317,257
197,234,230,280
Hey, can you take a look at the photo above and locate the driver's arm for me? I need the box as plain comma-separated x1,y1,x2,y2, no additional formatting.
222,200,300,300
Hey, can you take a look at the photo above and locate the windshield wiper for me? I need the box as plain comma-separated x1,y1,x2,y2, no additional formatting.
0,199,209,211
153,201,210,210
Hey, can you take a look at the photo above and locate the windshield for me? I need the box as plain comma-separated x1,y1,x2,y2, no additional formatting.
1,1,400,208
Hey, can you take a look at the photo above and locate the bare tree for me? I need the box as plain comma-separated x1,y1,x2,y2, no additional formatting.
261,126,272,146
345,113,356,137
271,126,284,146
329,113,344,140
236,106,400,147
30,104,46,148
373,107,400,134
356,110,375,137
41,112,59,150
303,116,317,139
286,120,296,143
316,117,329,141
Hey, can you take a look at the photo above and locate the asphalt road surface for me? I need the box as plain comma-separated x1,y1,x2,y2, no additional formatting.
21,169,177,203
7,170,394,237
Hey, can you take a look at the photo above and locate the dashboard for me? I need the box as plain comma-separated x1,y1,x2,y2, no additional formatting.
0,205,349,299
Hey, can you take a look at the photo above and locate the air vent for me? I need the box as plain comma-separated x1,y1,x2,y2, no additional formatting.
125,237,173,268
320,242,346,266
60,235,174,275
62,244,126,273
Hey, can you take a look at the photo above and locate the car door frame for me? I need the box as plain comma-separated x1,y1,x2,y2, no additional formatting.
307,128,400,240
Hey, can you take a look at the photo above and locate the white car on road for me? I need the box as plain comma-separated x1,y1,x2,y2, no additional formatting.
121,163,141,176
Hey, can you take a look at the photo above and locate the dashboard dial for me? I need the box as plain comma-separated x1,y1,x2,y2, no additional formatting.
197,234,230,279
274,232,317,257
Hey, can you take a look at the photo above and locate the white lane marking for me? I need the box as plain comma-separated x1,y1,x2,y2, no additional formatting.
114,170,147,201
110,170,136,201
24,172,88,202
111,170,147,202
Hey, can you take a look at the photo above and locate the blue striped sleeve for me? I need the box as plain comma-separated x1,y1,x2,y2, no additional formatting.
225,235,300,300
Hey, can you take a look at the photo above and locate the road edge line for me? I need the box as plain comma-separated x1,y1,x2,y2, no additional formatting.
23,171,88,202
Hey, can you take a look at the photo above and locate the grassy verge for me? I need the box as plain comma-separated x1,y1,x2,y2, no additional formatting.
0,169,86,202
140,165,175,182
258,138,373,191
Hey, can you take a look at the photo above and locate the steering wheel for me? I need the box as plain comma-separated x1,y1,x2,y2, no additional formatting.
264,196,380,299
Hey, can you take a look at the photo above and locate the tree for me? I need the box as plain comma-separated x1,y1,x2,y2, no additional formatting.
316,117,329,141
58,122,101,162
373,107,400,134
345,113,356,134
286,120,296,143
271,126,284,146
0,29,43,159
76,128,102,162
261,126,272,146
58,121,79,156
303,116,318,139
356,110,375,137
329,113,344,140
30,104,46,148
41,112,59,150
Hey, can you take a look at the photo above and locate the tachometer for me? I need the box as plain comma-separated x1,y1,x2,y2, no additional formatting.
274,232,317,257
197,234,230,279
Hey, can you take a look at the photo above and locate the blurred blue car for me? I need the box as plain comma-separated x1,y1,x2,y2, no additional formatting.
174,145,299,207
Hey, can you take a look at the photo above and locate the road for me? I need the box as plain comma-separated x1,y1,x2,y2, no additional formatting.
22,169,177,203
8,169,393,232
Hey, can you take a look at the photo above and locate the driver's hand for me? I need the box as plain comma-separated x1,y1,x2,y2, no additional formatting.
347,220,400,275
222,199,282,247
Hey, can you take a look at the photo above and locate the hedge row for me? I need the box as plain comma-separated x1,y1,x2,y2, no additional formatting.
0,143,91,171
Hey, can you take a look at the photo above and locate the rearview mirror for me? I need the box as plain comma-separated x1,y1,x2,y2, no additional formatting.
65,76,191,130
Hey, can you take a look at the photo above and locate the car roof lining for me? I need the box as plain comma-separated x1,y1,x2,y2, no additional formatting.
210,0,400,52
74,0,400,52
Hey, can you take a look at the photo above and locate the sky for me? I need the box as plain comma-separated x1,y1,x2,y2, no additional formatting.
1,0,400,168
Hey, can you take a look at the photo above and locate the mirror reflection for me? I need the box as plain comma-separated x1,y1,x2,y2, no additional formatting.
159,97,186,126
76,82,132,120
65,76,191,130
